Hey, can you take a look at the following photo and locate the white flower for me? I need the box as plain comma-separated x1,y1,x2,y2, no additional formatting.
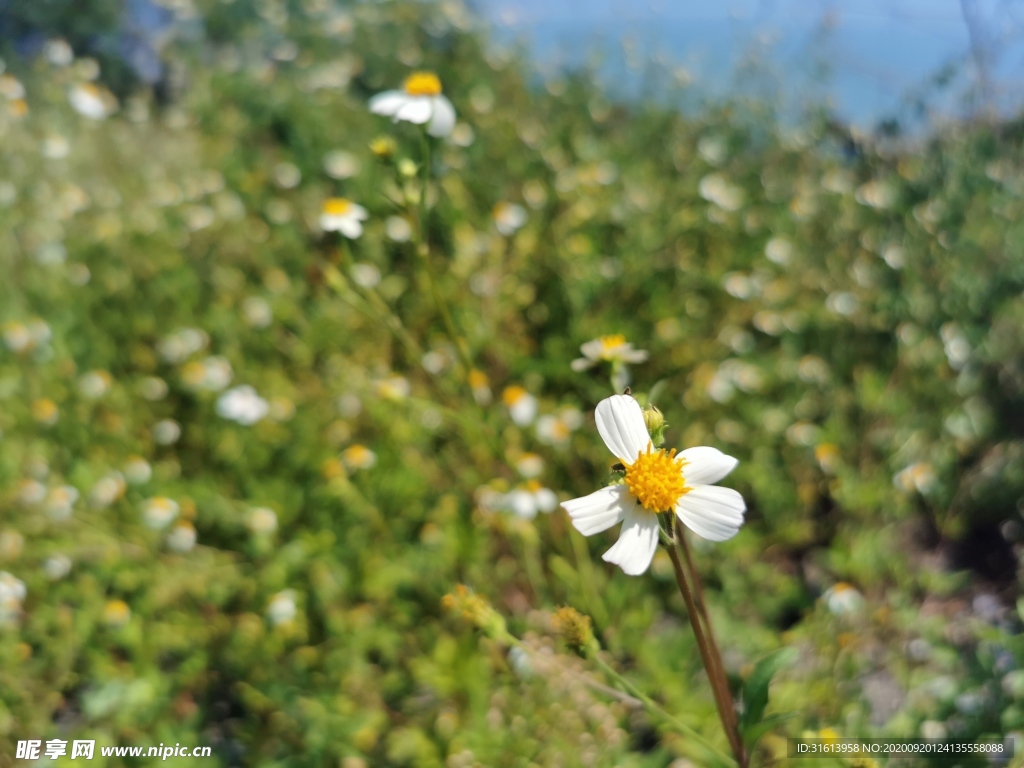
152,419,182,445
561,395,745,576
320,198,368,238
88,473,126,508
502,386,537,427
369,71,456,138
44,485,79,521
167,522,197,553
492,202,527,236
142,497,179,530
44,554,72,581
246,507,278,535
823,582,864,615
123,456,152,485
267,590,298,626
570,335,648,372
69,82,115,119
217,385,269,425
341,444,377,471
504,481,559,519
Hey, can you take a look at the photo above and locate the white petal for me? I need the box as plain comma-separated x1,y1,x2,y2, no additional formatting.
349,203,369,220
338,218,363,239
601,506,660,575
320,214,341,232
679,446,739,485
579,339,604,359
394,97,432,124
368,91,407,116
570,357,595,372
622,349,650,363
534,487,559,513
427,95,456,137
675,485,745,542
561,484,629,535
595,395,650,462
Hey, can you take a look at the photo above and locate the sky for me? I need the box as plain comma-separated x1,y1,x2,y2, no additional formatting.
473,0,1024,125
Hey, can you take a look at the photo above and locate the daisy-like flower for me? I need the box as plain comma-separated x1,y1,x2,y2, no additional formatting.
369,71,456,138
504,480,559,520
502,385,537,427
69,82,116,120
492,202,527,236
320,198,368,238
571,335,649,372
341,443,377,471
561,395,745,576
216,385,269,425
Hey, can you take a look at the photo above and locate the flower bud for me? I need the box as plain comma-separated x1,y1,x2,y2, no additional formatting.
552,606,599,657
397,158,418,179
642,405,666,447
369,136,397,160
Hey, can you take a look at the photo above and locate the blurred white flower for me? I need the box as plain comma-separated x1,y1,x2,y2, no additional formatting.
152,419,182,445
123,456,152,485
536,407,582,448
764,236,792,265
142,497,179,530
341,444,377,471
181,356,233,392
492,202,527,236
89,473,126,508
43,554,72,581
77,370,112,398
320,198,368,238
515,452,544,478
561,395,745,575
699,173,744,211
0,571,26,627
369,71,456,138
571,335,648,373
167,522,197,553
69,82,115,119
504,481,559,519
242,297,273,328
217,385,269,425
323,150,361,179
376,375,410,401
502,386,537,427
385,215,413,242
17,479,47,506
823,582,864,615
272,162,301,189
267,590,298,626
247,507,279,535
44,485,79,521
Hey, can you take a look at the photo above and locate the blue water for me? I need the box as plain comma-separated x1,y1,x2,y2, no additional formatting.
476,0,1024,126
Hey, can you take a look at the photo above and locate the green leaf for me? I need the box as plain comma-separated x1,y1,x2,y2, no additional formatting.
739,647,798,736
741,712,796,750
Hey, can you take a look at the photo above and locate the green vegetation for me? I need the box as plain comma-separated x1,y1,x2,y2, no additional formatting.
1,1,1022,765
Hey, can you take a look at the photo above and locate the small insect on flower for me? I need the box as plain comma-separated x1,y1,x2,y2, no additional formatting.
369,71,456,138
562,395,745,576
320,197,368,238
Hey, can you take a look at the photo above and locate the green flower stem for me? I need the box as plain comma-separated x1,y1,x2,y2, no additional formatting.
665,517,748,768
416,133,474,379
338,237,423,360
676,530,747,764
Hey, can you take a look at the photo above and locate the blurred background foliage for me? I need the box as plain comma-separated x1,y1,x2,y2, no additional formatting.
1,0,1023,766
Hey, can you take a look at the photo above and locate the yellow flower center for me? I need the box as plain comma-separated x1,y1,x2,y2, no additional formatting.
468,369,489,389
322,197,352,216
623,444,689,513
502,385,527,406
598,334,626,358
403,71,442,97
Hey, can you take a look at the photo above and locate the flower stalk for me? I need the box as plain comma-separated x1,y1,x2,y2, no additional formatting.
664,514,747,767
